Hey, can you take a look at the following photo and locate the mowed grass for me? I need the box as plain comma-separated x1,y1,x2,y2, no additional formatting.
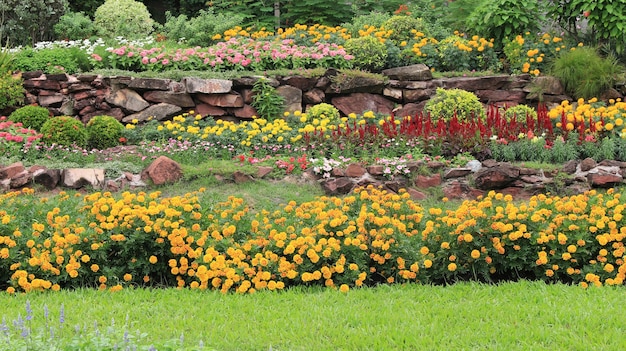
1,281,625,350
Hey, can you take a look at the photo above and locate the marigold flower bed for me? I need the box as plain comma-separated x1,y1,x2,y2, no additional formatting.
1,185,624,294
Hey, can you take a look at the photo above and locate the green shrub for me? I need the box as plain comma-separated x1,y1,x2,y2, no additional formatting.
12,47,91,74
435,35,472,72
0,47,15,73
8,105,50,130
382,15,429,44
0,72,24,110
40,116,88,148
503,104,537,123
424,88,485,121
54,11,95,40
162,9,244,47
344,36,388,72
86,115,124,150
0,0,66,47
93,0,154,39
385,41,418,69
306,103,341,125
251,78,284,121
550,47,622,100
466,0,541,48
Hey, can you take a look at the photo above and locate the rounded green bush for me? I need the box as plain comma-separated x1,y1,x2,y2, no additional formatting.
8,105,50,131
503,104,537,123
0,72,24,110
382,15,429,44
54,11,95,40
306,103,341,124
86,115,124,150
424,88,486,121
344,36,388,72
40,116,88,148
93,0,154,39
435,35,472,72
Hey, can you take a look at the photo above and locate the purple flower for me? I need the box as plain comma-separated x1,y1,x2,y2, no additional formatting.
25,301,32,321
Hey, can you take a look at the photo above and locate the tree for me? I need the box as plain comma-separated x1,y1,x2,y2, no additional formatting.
546,0,626,55
0,0,68,47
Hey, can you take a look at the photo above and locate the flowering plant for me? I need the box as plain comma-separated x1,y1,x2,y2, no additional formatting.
309,156,351,178
375,156,413,180
0,117,42,155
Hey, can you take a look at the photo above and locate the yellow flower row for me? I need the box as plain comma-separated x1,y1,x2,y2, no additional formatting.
2,185,626,294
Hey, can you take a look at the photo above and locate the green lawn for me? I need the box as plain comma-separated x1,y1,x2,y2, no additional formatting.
1,281,624,350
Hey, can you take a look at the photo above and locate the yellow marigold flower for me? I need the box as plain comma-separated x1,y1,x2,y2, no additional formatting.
149,255,158,264
471,250,480,259
339,284,350,293
448,263,457,272
419,246,429,255
123,273,132,282
423,259,432,268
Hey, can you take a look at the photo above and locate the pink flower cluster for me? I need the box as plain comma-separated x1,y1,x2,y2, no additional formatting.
0,119,42,150
105,38,354,72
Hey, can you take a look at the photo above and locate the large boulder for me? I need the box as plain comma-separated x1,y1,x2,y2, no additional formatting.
473,163,521,189
331,93,395,115
141,156,183,185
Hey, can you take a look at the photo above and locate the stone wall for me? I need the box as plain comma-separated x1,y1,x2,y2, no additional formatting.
2,155,624,199
16,64,590,123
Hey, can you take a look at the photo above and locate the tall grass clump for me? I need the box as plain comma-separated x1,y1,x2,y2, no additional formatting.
550,46,622,99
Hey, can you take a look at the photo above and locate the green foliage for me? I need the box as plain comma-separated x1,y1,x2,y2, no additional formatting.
93,0,154,39
251,78,284,121
550,47,622,99
546,0,626,55
436,36,472,72
580,137,615,161
86,115,124,150
349,0,406,17
162,9,244,47
53,11,95,40
424,88,486,121
0,47,14,73
8,105,50,131
282,0,352,27
382,16,429,44
344,36,388,72
503,104,537,123
0,71,23,110
40,116,87,148
384,41,418,70
0,0,67,47
68,0,105,17
466,0,541,48
210,0,276,29
412,0,480,35
12,47,91,74
306,103,341,125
